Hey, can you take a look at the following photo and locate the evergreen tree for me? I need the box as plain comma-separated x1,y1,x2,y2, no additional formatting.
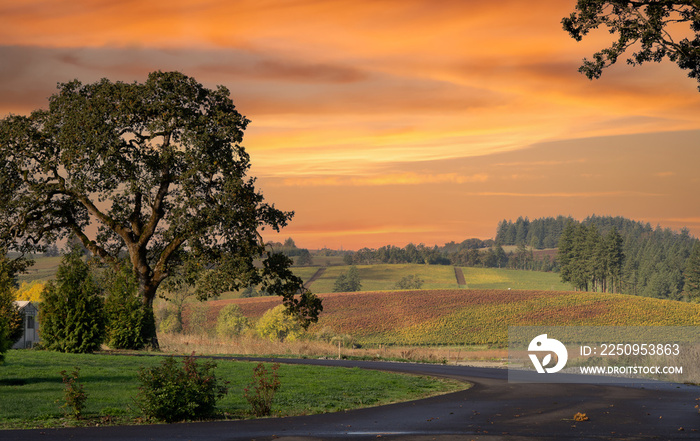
39,251,105,353
515,216,530,245
0,255,26,362
684,242,700,300
495,219,510,245
558,221,577,288
103,265,152,350
604,227,624,293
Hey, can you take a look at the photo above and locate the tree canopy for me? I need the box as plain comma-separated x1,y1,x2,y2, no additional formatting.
562,1,700,89
0,71,321,346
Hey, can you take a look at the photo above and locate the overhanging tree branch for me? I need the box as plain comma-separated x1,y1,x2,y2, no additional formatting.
563,0,700,89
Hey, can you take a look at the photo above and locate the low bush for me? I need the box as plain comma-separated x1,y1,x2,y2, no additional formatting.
244,363,280,417
256,304,302,342
135,355,228,422
216,304,249,338
58,367,87,419
394,274,424,290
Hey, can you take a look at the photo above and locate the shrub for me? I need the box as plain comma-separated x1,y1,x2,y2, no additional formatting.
135,355,228,423
333,265,362,292
394,274,425,290
244,363,280,417
59,367,87,419
256,304,302,342
158,311,182,334
216,304,249,339
39,251,106,353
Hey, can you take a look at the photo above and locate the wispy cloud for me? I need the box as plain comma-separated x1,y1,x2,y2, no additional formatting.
281,172,489,187
472,191,664,198
494,159,588,167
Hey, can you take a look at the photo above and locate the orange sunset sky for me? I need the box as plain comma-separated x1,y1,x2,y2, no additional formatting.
2,0,699,250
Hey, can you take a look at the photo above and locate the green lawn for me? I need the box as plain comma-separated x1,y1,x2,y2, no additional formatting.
0,350,464,429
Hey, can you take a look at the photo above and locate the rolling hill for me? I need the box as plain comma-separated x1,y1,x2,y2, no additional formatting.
200,289,700,346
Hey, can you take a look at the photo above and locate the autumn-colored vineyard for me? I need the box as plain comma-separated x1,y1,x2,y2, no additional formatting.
202,290,700,346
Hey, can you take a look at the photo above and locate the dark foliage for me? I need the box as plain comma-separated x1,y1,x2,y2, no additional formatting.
135,355,228,423
103,265,152,350
38,251,105,353
563,1,700,90
0,71,321,348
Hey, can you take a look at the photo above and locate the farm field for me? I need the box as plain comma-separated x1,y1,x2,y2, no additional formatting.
15,256,62,283
300,264,461,293
459,267,570,291
204,289,700,347
293,264,569,293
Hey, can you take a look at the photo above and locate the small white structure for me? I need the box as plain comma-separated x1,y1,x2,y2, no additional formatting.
12,301,40,349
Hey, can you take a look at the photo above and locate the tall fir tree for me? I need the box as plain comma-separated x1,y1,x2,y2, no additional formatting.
604,227,624,293
0,255,26,362
103,265,153,350
39,251,105,353
685,242,700,300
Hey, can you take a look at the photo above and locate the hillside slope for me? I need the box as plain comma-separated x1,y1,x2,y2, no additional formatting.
203,289,700,346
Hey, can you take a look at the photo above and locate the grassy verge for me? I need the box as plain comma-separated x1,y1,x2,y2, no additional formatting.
0,349,467,429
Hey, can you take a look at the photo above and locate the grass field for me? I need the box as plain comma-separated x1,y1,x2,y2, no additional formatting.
293,264,569,293
204,289,700,347
459,267,570,290
301,264,463,293
0,350,464,429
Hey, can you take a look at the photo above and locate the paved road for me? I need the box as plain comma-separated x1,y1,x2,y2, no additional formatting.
3,357,699,440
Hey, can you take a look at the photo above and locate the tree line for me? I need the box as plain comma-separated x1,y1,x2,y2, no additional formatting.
341,239,556,272
558,223,624,293
500,215,699,300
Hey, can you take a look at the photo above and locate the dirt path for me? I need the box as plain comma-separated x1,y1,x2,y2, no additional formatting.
303,267,326,289
453,266,466,286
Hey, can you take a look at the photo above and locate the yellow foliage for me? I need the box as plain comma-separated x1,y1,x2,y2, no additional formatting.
14,281,45,302
256,304,302,342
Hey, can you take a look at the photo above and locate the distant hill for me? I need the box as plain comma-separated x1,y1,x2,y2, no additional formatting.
197,289,700,346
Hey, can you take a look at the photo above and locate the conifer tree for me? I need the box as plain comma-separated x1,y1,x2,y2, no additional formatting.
685,242,700,300
605,227,624,293
0,255,26,362
40,251,105,353
103,265,152,350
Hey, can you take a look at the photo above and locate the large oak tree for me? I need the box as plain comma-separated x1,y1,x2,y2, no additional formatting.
0,71,321,347
563,1,700,89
